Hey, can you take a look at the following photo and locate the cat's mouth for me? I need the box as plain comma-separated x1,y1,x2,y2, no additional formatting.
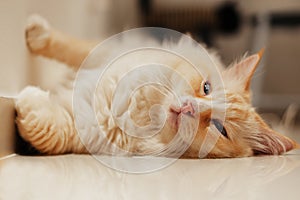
168,100,195,128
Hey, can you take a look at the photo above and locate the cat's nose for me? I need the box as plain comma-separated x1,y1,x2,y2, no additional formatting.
181,100,195,117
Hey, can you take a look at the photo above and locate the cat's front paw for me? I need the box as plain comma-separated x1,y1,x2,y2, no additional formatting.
25,14,51,53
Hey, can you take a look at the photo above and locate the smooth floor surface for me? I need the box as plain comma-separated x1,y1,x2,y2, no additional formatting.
1,152,300,200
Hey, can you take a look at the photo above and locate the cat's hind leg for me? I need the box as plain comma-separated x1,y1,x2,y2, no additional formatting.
15,86,86,154
25,15,98,69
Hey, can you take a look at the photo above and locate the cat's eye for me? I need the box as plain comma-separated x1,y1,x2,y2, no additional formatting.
202,81,211,96
211,119,228,138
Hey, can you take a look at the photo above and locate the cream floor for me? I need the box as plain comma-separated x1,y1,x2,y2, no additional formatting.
1,152,300,200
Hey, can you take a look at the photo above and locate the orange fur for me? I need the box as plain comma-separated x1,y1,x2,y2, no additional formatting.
16,15,299,158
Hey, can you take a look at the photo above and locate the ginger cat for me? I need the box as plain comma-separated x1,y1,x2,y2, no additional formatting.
15,15,299,158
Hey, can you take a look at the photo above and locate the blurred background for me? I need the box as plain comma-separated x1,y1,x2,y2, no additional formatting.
0,0,299,120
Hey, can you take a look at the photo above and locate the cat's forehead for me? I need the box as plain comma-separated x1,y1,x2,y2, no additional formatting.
223,92,252,119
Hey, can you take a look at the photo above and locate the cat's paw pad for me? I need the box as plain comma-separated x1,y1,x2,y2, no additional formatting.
25,14,51,52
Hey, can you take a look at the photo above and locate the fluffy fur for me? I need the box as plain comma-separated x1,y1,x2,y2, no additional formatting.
15,15,299,158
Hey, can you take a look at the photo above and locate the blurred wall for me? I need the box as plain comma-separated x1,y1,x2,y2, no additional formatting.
0,0,29,96
0,0,132,95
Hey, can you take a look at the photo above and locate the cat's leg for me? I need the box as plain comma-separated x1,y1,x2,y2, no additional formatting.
25,15,98,69
15,86,87,154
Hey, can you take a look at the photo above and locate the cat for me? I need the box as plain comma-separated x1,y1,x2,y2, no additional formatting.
15,15,299,158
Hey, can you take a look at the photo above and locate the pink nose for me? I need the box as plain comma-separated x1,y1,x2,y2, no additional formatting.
181,101,195,117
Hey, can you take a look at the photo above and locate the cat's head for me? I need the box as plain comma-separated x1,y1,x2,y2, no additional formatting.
168,51,299,158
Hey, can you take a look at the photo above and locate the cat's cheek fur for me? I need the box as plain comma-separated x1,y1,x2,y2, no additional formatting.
203,132,253,158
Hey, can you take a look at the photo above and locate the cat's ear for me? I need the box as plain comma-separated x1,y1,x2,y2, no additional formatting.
225,49,264,91
248,117,299,155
